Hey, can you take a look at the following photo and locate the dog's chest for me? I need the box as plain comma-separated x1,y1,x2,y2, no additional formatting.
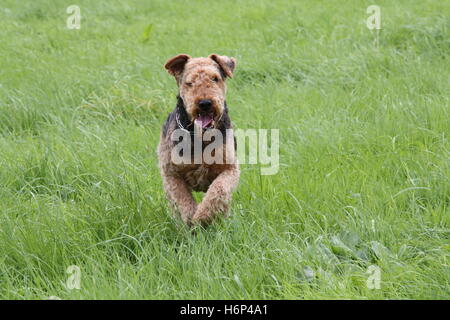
179,164,220,192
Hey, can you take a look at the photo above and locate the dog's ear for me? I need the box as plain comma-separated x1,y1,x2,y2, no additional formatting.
164,54,191,78
209,54,236,78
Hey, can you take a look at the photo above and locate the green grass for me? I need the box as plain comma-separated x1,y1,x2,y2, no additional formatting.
0,0,448,299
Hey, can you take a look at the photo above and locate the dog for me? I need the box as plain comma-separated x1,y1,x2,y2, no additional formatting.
158,54,240,226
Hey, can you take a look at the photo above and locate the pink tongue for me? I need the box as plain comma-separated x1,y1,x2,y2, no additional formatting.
194,114,213,128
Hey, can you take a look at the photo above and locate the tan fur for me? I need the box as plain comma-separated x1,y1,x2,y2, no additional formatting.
158,54,239,227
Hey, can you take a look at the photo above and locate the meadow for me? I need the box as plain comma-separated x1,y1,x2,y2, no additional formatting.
0,0,448,299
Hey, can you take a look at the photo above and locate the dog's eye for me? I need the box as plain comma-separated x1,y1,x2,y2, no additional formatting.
186,82,193,87
212,76,219,82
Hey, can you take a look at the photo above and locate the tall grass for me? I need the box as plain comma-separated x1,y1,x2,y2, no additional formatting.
0,0,448,299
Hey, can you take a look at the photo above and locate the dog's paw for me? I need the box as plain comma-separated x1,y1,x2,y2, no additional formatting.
191,207,212,227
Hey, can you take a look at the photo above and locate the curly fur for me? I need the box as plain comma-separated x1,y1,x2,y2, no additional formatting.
158,54,240,226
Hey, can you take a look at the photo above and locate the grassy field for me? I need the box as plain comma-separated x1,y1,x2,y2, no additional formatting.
0,0,448,299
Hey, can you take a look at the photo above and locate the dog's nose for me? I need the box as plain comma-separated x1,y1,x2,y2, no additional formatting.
198,99,212,111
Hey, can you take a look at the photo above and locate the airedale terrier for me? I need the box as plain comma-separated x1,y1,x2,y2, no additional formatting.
158,54,240,226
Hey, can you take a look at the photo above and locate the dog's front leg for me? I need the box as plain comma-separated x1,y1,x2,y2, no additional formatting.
162,174,197,225
192,166,240,226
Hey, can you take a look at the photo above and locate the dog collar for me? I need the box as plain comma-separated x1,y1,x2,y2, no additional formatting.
175,111,191,133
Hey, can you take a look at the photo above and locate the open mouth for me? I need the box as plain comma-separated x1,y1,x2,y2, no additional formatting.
194,113,214,129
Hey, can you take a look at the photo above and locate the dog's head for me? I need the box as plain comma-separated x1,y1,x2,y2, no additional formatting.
165,54,236,129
